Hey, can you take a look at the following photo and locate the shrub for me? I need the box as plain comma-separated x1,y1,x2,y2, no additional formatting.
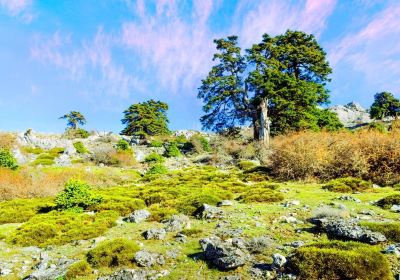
237,160,258,170
149,140,163,147
9,210,118,247
177,193,222,215
287,241,392,280
32,153,55,166
65,260,92,279
164,142,181,157
144,152,165,164
185,135,211,154
376,194,400,209
48,147,65,156
0,133,16,150
55,180,102,211
65,128,90,139
21,146,45,154
237,187,284,203
89,147,120,166
111,150,136,167
86,238,139,268
148,203,179,222
116,139,130,151
312,206,350,219
73,141,88,154
323,178,372,193
368,122,387,133
0,149,18,170
361,221,400,242
181,228,203,237
146,164,168,176
0,198,54,224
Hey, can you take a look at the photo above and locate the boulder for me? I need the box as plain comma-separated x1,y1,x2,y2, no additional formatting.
272,253,287,268
163,214,190,232
127,210,151,223
134,250,165,267
338,195,361,203
384,244,400,257
142,228,166,240
194,204,224,219
327,102,371,128
391,205,400,212
217,200,234,207
97,268,169,280
23,258,75,280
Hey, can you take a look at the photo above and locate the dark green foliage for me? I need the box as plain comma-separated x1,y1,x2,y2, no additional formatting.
149,140,164,147
86,238,139,268
314,109,344,131
323,178,372,193
0,149,18,170
60,111,87,130
144,152,165,164
287,241,392,280
184,135,212,154
368,122,387,133
65,128,90,139
73,141,88,154
9,210,118,247
0,198,54,224
164,142,181,157
376,194,400,209
55,180,102,211
121,99,170,138
361,222,400,242
116,139,130,151
146,164,168,176
65,260,92,279
370,92,400,120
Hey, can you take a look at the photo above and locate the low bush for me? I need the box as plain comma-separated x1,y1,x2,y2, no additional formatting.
86,238,139,268
368,122,387,133
0,149,18,170
176,193,222,215
73,141,88,154
0,197,54,224
237,160,258,170
312,206,350,219
21,146,45,154
48,147,65,156
164,142,181,157
9,210,118,247
149,140,164,147
146,164,168,176
323,178,372,193
148,203,178,222
376,194,400,209
181,228,203,237
55,180,102,211
116,139,130,151
0,133,16,150
64,128,90,139
65,260,92,279
361,221,400,242
144,152,165,164
237,187,284,203
287,241,392,280
32,153,55,166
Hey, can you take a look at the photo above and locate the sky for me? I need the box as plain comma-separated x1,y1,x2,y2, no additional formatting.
0,0,400,133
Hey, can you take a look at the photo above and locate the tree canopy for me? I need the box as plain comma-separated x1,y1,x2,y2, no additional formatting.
59,111,87,130
121,99,170,138
198,30,342,142
370,92,400,120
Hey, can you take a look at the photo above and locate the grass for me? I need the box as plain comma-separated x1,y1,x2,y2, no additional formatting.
361,221,400,242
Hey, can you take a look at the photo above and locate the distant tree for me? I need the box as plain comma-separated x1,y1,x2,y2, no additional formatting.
121,99,170,138
59,111,87,130
198,30,336,145
370,92,400,120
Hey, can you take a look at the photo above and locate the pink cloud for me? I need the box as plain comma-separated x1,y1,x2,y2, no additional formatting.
0,0,31,15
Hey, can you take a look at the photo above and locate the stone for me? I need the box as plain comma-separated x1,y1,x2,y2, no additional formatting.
134,250,165,267
163,214,190,232
174,233,187,243
23,258,75,280
217,200,234,207
384,244,400,257
219,276,241,280
97,268,156,280
194,204,224,219
287,240,305,248
283,200,300,207
391,205,400,212
126,210,151,223
0,267,12,276
272,253,287,268
328,102,372,128
142,228,166,240
338,195,361,203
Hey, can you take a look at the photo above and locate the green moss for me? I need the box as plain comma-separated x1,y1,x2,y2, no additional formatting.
0,197,54,224
323,178,372,193
181,228,203,237
361,221,400,242
33,153,55,166
65,260,92,279
21,146,44,154
376,194,400,209
86,238,139,268
73,141,88,154
8,210,118,247
288,241,392,280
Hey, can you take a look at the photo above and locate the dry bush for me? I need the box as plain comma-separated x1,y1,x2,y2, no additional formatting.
270,130,400,184
0,133,16,150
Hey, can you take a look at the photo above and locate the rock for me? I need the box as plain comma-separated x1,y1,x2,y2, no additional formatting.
272,253,287,268
163,214,190,232
391,205,400,212
249,267,273,279
134,250,165,267
384,244,400,257
199,236,249,270
219,275,241,280
54,153,71,166
217,200,234,207
142,228,166,240
283,200,300,207
174,233,187,243
281,216,302,224
328,102,371,128
97,268,167,280
127,210,151,223
23,258,75,280
287,240,305,248
194,204,224,219
216,227,243,238
338,195,361,203
359,209,375,216
166,249,180,259
0,267,12,276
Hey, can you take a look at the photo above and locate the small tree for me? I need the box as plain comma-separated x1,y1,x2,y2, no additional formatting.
370,92,400,120
60,111,87,130
121,99,170,138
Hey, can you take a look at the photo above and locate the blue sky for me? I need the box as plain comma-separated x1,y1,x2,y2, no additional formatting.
0,0,399,133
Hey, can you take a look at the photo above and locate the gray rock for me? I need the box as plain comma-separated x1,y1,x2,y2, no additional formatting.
391,205,400,212
142,228,166,240
134,250,165,267
219,276,241,280
97,268,165,280
23,258,75,280
127,210,151,223
328,102,371,128
163,214,190,232
272,253,287,268
384,244,400,256
217,200,234,207
249,267,273,279
194,204,224,219
283,200,300,207
338,195,361,203
174,233,187,243
0,267,12,276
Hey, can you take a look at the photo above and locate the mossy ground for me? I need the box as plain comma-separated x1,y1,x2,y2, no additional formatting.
0,166,399,279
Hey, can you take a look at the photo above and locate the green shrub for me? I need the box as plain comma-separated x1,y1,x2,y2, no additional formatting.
237,187,284,203
146,164,168,176
65,128,90,139
287,241,392,280
149,140,163,147
73,141,88,154
0,149,18,170
32,153,56,166
48,147,65,156
65,260,92,279
368,122,387,133
237,160,258,170
323,178,372,193
55,180,102,211
181,228,203,237
148,203,179,222
376,194,400,209
22,146,44,154
0,198,54,224
144,152,165,164
9,210,118,247
361,221,400,242
177,194,221,215
164,142,181,157
87,238,139,268
116,139,130,151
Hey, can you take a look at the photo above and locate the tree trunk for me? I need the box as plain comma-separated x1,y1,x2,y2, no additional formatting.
253,98,270,146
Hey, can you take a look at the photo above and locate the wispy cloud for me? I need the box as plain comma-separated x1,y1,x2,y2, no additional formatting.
30,28,143,99
0,0,35,22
